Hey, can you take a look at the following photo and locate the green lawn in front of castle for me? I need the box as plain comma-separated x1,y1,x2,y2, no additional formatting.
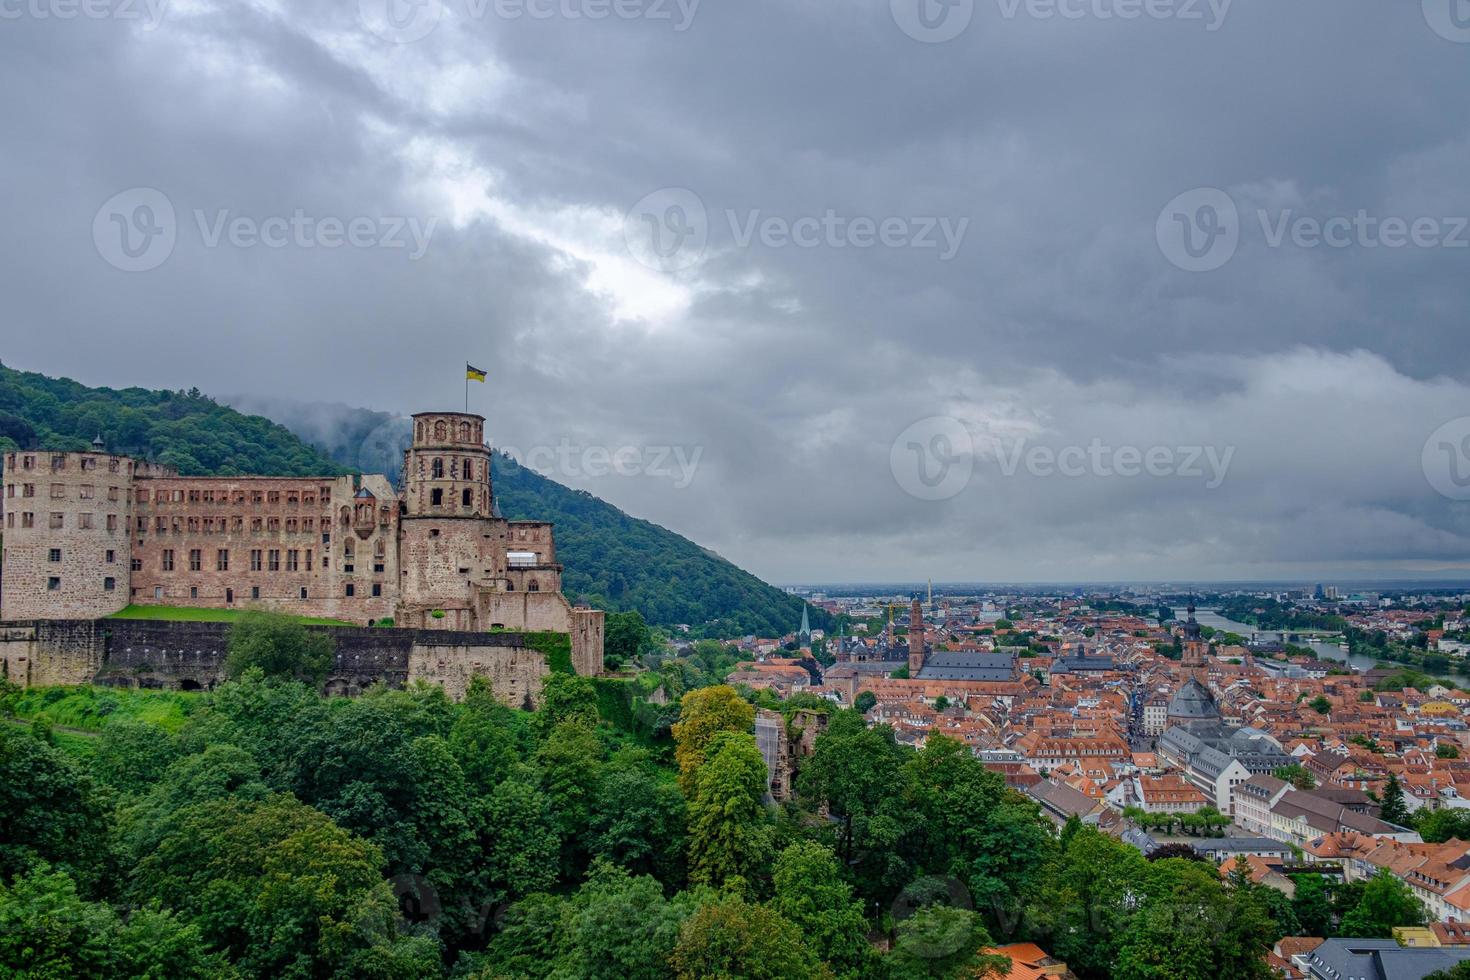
107,604,354,627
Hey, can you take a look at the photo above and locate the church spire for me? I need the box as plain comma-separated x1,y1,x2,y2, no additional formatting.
798,603,811,641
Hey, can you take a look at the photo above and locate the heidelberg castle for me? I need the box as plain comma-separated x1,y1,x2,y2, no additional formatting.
0,412,603,675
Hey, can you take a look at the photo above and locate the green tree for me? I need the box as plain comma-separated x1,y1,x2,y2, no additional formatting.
687,731,772,890
0,866,234,978
669,894,821,980
1379,773,1411,826
1424,962,1470,980
1273,764,1315,790
854,690,877,713
1290,873,1334,937
224,611,334,684
888,905,1007,979
1339,868,1426,937
605,610,653,670
130,794,438,977
537,672,601,735
1112,858,1275,980
797,712,907,872
1309,695,1332,715
1032,827,1149,978
590,751,688,883
1416,807,1470,844
557,860,692,980
772,841,872,977
0,727,114,895
672,685,755,796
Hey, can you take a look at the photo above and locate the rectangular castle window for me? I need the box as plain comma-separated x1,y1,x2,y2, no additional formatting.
189,549,202,571
49,513,63,529
131,558,142,571
190,587,198,599
286,550,299,572
51,484,64,498
345,584,355,597
250,549,262,571
108,486,119,502
162,550,175,571
108,459,119,473
49,549,61,562
104,577,115,591
22,455,34,470
268,549,280,572
78,513,93,530
217,549,229,572
300,587,308,599
23,484,34,497
372,583,382,597
79,485,94,500
251,586,260,600
106,514,117,532
105,550,115,564
47,577,60,591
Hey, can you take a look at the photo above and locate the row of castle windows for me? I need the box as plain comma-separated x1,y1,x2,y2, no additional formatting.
7,453,126,474
418,419,481,444
134,583,383,602
137,487,333,506
6,512,117,531
44,576,117,592
137,515,334,535
5,483,121,502
422,456,486,482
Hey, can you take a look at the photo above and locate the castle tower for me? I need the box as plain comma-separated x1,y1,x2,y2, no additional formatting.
908,596,926,675
402,412,492,518
396,412,497,631
0,448,137,621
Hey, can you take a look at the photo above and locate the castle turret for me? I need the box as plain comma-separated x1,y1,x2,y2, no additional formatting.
908,596,926,675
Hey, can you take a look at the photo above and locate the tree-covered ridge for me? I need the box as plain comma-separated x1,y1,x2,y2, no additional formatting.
492,452,818,637
0,362,343,477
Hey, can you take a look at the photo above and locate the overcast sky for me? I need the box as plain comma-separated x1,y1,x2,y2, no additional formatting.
5,0,1470,584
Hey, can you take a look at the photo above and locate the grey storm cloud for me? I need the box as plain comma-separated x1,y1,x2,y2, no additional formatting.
3,0,1470,583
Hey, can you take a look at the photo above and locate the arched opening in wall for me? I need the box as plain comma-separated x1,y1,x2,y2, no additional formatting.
505,581,514,591
179,679,203,691
462,488,472,507
528,580,540,592
416,422,424,441
459,421,471,441
435,420,447,440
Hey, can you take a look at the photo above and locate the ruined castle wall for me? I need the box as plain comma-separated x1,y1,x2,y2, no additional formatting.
1,450,134,621
0,620,106,687
128,475,397,625
572,606,605,676
407,632,549,707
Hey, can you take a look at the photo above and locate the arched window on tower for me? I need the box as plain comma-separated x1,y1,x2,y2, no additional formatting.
434,420,447,440
459,421,471,442
528,580,540,592
416,421,424,441
462,488,472,507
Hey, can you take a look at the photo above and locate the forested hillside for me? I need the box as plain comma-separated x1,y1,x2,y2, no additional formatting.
0,363,341,477
0,364,816,636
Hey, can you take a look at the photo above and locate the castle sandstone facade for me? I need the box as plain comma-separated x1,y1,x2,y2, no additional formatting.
0,411,603,680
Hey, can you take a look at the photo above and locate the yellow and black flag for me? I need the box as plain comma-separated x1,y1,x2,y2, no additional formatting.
466,363,487,382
